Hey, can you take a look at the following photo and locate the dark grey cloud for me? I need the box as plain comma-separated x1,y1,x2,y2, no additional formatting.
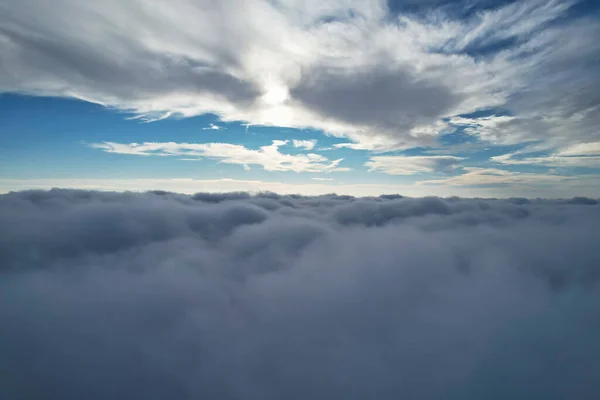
1,189,600,399
291,66,460,140
0,23,259,105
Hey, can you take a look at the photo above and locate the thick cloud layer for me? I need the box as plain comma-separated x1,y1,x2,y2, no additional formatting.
1,189,600,399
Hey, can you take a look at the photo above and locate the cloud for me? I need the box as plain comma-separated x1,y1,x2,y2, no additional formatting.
492,151,600,168
90,140,350,173
312,177,334,181
449,115,521,144
1,177,431,197
202,123,223,130
558,142,600,157
3,176,600,198
1,0,598,150
366,155,463,175
292,139,317,150
289,65,461,148
1,189,600,399
421,167,575,186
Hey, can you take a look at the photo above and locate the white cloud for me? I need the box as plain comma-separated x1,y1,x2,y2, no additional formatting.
492,150,600,168
311,177,334,181
332,137,413,152
90,140,350,173
202,123,223,130
449,115,521,144
1,0,597,151
292,139,317,150
421,167,573,186
366,155,463,175
558,142,600,157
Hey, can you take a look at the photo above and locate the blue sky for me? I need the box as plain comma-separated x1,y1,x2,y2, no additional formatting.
1,0,599,197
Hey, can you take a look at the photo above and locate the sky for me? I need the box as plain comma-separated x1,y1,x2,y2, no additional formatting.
1,0,600,197
2,2,600,397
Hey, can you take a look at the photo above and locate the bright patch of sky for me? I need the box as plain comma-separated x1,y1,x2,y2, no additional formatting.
0,0,599,197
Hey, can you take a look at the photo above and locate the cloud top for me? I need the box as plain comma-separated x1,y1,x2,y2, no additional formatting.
1,189,600,399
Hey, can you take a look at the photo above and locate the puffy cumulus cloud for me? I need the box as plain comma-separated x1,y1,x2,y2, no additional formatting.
1,0,598,150
1,189,600,399
91,140,349,173
366,155,463,175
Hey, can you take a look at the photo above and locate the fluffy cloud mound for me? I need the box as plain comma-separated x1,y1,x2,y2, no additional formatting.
1,189,600,399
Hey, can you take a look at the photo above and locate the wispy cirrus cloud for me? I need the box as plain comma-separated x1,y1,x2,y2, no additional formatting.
492,142,600,168
420,167,573,186
558,142,600,157
492,154,600,168
91,140,350,173
366,155,463,175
